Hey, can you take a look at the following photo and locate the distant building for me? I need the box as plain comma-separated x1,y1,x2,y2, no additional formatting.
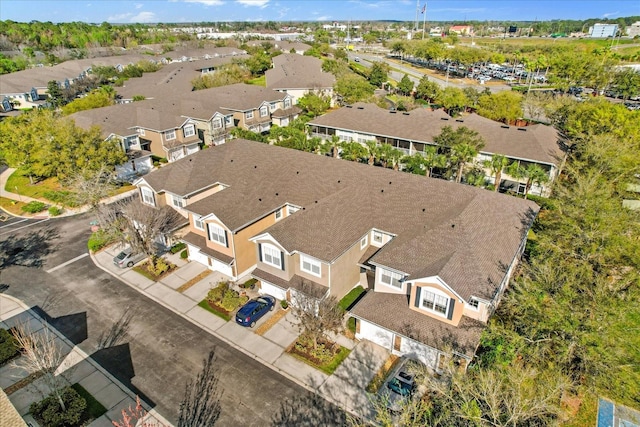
589,23,618,38
449,25,473,35
627,21,640,38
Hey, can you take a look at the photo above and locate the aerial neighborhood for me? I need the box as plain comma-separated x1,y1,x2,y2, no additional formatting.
0,6,639,427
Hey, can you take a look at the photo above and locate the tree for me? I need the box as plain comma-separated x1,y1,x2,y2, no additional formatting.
297,92,331,118
397,74,414,96
11,323,69,412
477,91,524,124
484,154,510,191
97,198,185,268
177,349,222,427
63,165,119,209
437,87,467,116
434,126,485,183
191,63,251,90
612,68,640,100
450,142,480,183
422,146,448,178
324,135,342,158
47,80,64,108
339,141,367,162
291,282,344,350
368,61,390,88
334,73,375,104
415,76,441,102
364,140,379,165
402,153,427,175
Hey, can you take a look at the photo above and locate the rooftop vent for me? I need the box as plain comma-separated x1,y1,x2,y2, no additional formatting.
338,180,341,183
518,128,527,131
254,165,257,168
403,112,410,115
296,171,299,174
259,198,262,202
230,159,233,162
440,117,449,121
346,105,352,108
422,208,426,212
451,224,455,228
501,125,509,129
357,106,364,110
389,181,392,185
390,110,397,114
381,189,384,193
275,193,279,196
315,200,318,203
455,119,464,122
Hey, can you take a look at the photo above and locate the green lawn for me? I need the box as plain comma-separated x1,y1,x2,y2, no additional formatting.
0,197,28,215
339,286,366,311
5,169,62,200
71,383,107,421
247,75,266,86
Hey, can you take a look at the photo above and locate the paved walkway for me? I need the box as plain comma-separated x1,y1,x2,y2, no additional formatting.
0,294,171,427
92,244,390,422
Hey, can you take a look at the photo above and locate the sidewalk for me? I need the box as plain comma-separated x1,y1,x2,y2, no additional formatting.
93,245,389,421
0,294,171,427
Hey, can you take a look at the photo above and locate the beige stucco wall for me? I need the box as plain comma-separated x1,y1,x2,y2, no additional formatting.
203,219,234,259
292,252,329,287
329,239,368,299
409,282,464,326
143,130,165,158
235,213,278,276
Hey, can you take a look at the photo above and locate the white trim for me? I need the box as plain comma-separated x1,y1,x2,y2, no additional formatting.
275,208,283,221
300,254,321,277
193,214,204,230
172,194,185,208
165,129,176,141
260,105,268,117
360,235,368,249
372,230,383,244
419,287,450,318
468,297,480,310
183,124,195,137
261,243,282,269
380,268,403,289
207,223,227,247
140,187,155,206
245,111,254,120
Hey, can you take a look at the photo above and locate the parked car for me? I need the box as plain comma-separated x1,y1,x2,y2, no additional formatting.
380,358,418,412
113,248,146,268
235,295,276,327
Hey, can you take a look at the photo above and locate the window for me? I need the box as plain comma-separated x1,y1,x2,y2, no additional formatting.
284,98,291,108
165,129,176,140
137,128,145,136
468,298,479,310
261,244,282,269
225,116,233,125
270,102,277,111
260,106,268,117
212,117,222,129
245,111,254,120
172,195,185,208
373,231,383,243
141,187,155,206
360,236,368,249
300,255,321,277
183,124,195,137
421,290,448,315
380,269,402,289
193,215,204,230
207,223,227,247
288,206,299,215
275,208,283,220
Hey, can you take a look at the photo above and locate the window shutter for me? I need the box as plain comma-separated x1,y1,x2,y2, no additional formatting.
258,243,262,262
224,230,229,248
280,251,285,270
447,298,456,320
414,287,421,308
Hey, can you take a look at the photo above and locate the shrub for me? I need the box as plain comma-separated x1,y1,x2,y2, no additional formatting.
347,317,357,333
21,201,47,213
87,230,113,252
48,206,63,216
242,278,257,289
0,329,20,366
180,249,188,259
170,242,186,254
30,386,87,427
151,258,170,276
43,190,76,207
280,300,289,309
206,281,229,303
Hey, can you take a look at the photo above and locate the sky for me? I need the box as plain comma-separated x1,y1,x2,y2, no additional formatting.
1,0,639,24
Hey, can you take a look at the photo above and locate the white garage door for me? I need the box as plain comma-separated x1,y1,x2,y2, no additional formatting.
260,281,287,301
211,259,233,278
187,244,208,267
400,336,439,369
357,320,393,350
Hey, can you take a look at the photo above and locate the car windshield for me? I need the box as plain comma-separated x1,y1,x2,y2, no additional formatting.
388,377,412,396
115,251,128,260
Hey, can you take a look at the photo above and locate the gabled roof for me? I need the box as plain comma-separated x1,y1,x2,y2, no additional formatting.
266,54,335,91
142,140,538,302
309,103,565,166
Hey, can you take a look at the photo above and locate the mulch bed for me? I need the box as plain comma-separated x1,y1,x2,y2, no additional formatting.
255,308,287,336
4,370,45,395
287,338,340,366
203,300,232,318
177,270,211,293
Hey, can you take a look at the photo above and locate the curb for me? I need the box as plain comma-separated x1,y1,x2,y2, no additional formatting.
0,293,173,427
88,249,363,420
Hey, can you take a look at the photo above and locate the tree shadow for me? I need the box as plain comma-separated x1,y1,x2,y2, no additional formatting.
97,310,134,349
0,227,60,269
271,389,347,427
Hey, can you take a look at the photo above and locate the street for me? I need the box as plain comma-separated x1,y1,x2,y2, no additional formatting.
0,212,337,426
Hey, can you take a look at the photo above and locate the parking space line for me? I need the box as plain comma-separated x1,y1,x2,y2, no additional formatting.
0,218,49,236
0,218,28,229
46,253,89,273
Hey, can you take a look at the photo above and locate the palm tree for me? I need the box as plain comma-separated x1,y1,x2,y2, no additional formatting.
450,143,479,183
422,146,447,178
327,135,342,158
523,164,550,199
402,153,427,175
387,147,405,171
377,143,395,168
484,154,510,192
340,141,367,162
364,140,379,166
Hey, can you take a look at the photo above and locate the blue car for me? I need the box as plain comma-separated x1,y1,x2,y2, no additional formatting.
235,295,276,327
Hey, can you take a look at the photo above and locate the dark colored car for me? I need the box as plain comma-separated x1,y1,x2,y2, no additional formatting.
235,295,276,327
381,358,419,412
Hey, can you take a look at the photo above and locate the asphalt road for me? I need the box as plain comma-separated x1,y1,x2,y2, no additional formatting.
0,212,343,426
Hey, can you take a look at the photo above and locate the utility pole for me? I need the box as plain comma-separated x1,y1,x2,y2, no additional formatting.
422,1,427,40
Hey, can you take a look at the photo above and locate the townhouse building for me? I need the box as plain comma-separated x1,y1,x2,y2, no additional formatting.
266,54,336,106
136,139,538,370
308,103,565,196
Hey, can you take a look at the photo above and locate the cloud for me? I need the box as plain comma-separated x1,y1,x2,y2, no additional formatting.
135,3,143,9
602,11,619,17
181,0,224,5
236,0,270,8
131,11,156,22
315,15,331,21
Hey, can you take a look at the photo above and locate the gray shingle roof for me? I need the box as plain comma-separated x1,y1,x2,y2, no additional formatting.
309,103,564,166
142,139,538,301
266,54,335,90
350,291,485,357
